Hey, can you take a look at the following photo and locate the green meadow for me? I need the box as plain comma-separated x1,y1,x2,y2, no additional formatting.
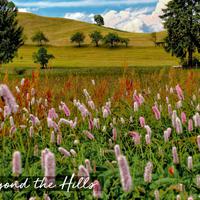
3,13,179,71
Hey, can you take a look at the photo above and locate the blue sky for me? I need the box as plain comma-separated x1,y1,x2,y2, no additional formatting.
13,0,170,32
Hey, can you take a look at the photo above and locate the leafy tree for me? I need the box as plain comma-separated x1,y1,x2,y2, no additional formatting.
0,0,24,66
89,31,103,47
94,15,104,26
104,33,120,47
120,38,130,47
160,0,200,68
31,31,49,46
70,32,85,47
33,47,54,69
151,32,157,47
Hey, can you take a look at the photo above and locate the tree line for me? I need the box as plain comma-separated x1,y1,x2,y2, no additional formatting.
30,31,130,48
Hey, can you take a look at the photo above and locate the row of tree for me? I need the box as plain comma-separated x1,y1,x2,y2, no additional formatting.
30,31,130,48
71,31,130,47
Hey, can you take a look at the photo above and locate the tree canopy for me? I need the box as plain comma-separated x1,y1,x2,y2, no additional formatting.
89,31,103,47
0,0,24,65
160,0,200,68
103,33,120,47
70,32,85,47
33,47,54,69
31,31,49,46
94,15,104,26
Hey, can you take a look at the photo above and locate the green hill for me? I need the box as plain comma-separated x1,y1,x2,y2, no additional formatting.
18,13,166,47
3,13,179,70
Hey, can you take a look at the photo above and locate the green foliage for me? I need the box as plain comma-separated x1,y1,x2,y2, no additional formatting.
0,0,24,65
119,38,130,47
70,32,85,47
31,31,49,46
160,0,200,68
94,15,104,26
103,33,121,47
103,33,130,48
33,47,54,69
89,31,103,47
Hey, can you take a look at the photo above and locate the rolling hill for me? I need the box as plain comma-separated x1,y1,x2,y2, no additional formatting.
3,12,178,70
18,13,166,47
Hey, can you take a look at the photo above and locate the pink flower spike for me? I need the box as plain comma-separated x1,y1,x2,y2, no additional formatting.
139,117,145,127
58,147,71,157
85,159,92,173
44,151,56,186
152,105,161,120
61,102,70,117
93,180,102,199
12,151,22,177
83,130,95,140
112,128,117,142
181,112,187,124
175,84,184,100
48,108,58,120
172,146,179,164
0,84,18,114
129,131,141,145
78,165,90,179
188,119,193,132
117,155,132,192
197,135,200,151
145,134,151,145
114,144,121,159
144,161,153,183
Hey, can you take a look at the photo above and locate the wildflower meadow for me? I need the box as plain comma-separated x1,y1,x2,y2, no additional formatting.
0,68,199,199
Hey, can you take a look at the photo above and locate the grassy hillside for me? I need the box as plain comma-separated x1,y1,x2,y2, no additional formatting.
18,13,166,47
5,45,178,69
3,13,178,70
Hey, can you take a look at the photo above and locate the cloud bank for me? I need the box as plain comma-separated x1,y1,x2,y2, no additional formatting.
63,0,171,32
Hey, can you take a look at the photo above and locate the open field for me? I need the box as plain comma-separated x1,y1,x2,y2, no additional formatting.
2,13,178,70
0,69,200,199
4,45,179,70
18,13,166,47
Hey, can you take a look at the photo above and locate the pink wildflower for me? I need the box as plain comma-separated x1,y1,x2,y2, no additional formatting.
12,151,22,177
139,117,145,127
117,155,132,192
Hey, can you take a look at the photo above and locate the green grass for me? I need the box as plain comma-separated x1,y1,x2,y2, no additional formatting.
18,13,166,47
5,45,179,70
2,13,178,70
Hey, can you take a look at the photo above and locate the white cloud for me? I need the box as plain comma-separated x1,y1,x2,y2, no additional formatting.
64,12,94,22
18,8,29,13
102,8,150,33
102,0,171,32
63,0,171,32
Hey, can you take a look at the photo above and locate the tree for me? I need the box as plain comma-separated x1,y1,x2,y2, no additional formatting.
33,47,54,69
160,0,200,68
31,31,49,46
0,0,24,66
70,32,85,47
94,15,104,26
89,31,103,47
104,33,120,47
120,38,130,47
151,32,157,47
